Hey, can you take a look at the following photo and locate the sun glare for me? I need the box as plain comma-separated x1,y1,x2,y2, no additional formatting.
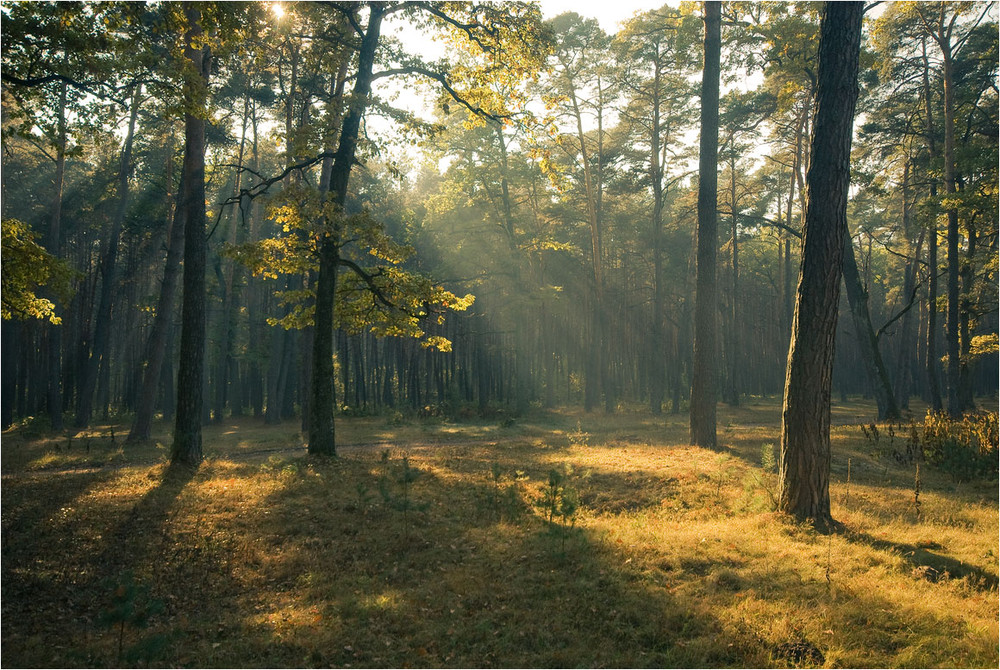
271,2,285,20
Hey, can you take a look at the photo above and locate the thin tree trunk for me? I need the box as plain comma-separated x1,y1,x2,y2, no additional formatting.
649,62,666,415
938,24,963,416
309,5,384,455
841,227,900,421
76,84,141,428
728,152,740,406
921,39,944,411
894,162,923,410
46,81,68,432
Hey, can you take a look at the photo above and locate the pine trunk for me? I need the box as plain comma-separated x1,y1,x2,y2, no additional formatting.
779,1,863,526
690,0,721,448
171,7,210,466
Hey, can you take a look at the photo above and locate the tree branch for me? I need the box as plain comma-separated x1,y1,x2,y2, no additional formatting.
1,72,126,105
338,257,421,319
733,212,802,239
371,66,508,123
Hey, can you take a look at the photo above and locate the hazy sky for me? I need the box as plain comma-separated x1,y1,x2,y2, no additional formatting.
538,0,679,32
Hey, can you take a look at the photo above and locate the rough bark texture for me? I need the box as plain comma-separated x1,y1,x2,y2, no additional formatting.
690,0,720,448
841,228,900,421
309,4,384,455
171,7,210,466
779,1,863,526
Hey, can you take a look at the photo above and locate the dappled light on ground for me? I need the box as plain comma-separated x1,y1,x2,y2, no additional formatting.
2,399,997,667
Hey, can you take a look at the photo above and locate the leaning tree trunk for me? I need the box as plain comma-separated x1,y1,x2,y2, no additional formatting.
309,5,384,455
779,1,863,527
690,0,721,448
171,6,211,466
841,228,900,421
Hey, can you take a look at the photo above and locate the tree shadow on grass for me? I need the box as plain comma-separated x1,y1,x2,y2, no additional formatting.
843,528,999,591
1,469,113,641
221,452,754,669
0,460,236,666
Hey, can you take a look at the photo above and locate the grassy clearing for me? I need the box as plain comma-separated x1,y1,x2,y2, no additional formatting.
2,398,997,668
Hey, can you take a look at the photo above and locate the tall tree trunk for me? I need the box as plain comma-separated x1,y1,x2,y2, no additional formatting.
213,91,251,423
779,1,862,526
921,39,944,412
728,152,740,407
649,63,666,415
46,81,68,432
564,82,604,414
934,20,964,417
690,0,721,448
76,84,141,428
171,6,211,466
841,228,900,420
309,4,384,455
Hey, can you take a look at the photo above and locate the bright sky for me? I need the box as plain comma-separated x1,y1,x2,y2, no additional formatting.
369,0,692,173
538,0,679,32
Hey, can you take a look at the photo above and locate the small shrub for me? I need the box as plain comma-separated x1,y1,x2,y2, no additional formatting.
860,412,998,481
920,411,998,481
480,462,527,522
537,464,589,554
376,451,429,533
98,571,166,665
760,443,777,473
568,421,590,448
742,444,778,512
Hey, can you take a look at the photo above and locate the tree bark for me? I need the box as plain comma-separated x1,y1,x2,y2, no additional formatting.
779,1,863,526
309,3,384,455
171,6,210,466
690,0,721,448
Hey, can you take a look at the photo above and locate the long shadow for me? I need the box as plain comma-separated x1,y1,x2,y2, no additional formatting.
1,469,112,632
1,461,208,667
224,451,747,668
844,528,999,591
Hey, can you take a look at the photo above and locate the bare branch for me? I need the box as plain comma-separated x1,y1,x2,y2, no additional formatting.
733,212,802,239
371,66,508,123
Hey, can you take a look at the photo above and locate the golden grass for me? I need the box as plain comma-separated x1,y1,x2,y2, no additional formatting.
2,399,996,668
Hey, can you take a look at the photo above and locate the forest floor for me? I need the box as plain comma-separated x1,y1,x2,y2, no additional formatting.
2,397,998,668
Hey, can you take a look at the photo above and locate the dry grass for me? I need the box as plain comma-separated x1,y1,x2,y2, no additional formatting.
2,398,997,668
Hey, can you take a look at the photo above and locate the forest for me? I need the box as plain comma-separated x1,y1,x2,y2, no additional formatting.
2,1,998,668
